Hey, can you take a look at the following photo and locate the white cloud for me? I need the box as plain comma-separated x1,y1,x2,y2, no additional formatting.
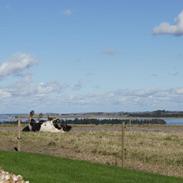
63,9,72,16
168,71,179,76
175,88,183,94
7,77,63,98
72,80,85,91
36,82,63,97
0,89,11,98
103,48,116,56
0,76,67,112
153,10,183,36
1,72,183,112
0,53,36,79
54,88,183,111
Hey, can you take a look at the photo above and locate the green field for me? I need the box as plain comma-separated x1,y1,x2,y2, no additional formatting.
1,124,183,177
0,151,182,183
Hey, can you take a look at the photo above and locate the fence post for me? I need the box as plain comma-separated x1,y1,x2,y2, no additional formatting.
121,122,125,168
17,119,21,151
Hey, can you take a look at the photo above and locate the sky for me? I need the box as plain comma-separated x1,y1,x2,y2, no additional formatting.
1,0,183,113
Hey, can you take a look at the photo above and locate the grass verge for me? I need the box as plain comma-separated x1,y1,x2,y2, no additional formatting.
0,151,183,183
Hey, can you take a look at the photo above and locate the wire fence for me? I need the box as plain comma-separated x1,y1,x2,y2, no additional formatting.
0,122,183,177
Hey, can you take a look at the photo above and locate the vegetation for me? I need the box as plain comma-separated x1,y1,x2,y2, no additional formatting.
0,118,166,125
12,110,183,119
0,124,183,177
64,118,166,125
0,151,183,183
127,110,183,117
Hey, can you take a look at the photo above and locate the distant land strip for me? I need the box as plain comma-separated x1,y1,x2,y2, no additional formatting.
0,118,166,125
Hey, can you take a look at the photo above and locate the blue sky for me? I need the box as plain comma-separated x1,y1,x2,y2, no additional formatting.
1,0,183,113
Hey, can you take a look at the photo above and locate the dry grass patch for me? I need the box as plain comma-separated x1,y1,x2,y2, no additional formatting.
0,124,183,177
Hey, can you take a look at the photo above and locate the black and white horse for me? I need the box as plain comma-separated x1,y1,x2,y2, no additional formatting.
22,118,72,133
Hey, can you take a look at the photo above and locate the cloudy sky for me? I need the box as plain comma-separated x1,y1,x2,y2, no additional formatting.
1,0,183,113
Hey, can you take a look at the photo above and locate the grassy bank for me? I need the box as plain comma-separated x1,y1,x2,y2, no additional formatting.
0,151,183,183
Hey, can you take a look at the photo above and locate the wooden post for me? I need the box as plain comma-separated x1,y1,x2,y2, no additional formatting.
121,122,125,168
129,119,132,127
114,154,117,166
17,119,21,151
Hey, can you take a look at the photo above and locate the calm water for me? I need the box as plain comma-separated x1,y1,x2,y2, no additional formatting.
162,118,183,125
0,114,16,122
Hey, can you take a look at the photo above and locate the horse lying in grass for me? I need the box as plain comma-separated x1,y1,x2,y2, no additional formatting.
22,118,72,133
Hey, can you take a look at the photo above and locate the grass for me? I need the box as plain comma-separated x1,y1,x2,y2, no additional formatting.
0,124,183,177
0,151,183,183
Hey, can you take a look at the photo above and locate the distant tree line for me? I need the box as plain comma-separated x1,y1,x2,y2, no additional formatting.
62,118,166,125
0,121,18,124
127,110,183,117
0,118,166,125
